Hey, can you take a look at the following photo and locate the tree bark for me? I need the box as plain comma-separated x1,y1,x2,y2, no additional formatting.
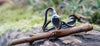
8,24,93,46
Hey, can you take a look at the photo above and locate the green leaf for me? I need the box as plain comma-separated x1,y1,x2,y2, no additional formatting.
78,0,87,7
97,0,100,8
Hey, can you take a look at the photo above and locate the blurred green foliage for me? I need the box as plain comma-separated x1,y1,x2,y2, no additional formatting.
0,4,45,35
22,0,100,24
0,0,100,36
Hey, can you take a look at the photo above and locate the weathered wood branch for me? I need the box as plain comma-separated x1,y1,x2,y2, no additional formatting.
8,24,93,46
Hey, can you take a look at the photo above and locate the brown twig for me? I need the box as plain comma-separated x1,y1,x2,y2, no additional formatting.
8,24,93,46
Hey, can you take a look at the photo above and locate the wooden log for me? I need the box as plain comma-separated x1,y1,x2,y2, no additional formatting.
8,24,93,46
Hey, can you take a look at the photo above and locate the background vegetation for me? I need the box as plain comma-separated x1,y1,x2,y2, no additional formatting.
0,0,100,36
